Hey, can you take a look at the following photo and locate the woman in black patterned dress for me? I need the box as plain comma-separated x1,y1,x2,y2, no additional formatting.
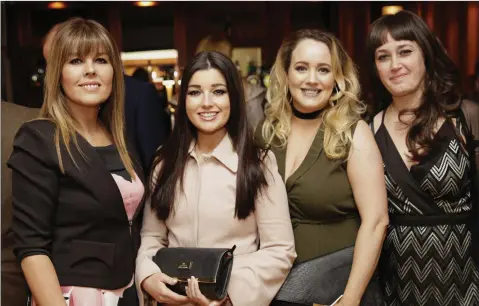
366,10,479,306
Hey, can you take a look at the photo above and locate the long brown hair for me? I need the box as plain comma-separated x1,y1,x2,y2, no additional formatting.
149,51,268,221
367,10,460,160
40,17,134,176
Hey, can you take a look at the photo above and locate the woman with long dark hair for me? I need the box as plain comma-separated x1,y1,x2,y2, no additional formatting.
367,10,479,306
135,51,296,306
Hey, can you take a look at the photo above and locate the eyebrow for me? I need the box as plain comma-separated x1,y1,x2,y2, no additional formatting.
188,83,227,89
68,52,109,57
376,43,414,53
294,61,331,68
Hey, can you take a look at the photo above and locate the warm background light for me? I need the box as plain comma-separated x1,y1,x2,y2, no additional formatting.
382,5,403,15
134,1,157,7
121,50,178,61
48,2,67,9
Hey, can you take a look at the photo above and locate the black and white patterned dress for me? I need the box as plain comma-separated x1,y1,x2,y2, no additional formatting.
375,115,479,306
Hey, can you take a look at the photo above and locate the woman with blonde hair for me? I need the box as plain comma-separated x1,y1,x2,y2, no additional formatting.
7,18,145,306
256,29,388,305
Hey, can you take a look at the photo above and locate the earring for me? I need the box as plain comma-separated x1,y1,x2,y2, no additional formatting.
332,83,340,95
329,83,340,108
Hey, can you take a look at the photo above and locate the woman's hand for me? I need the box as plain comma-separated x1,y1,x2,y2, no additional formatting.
185,276,227,306
142,272,190,304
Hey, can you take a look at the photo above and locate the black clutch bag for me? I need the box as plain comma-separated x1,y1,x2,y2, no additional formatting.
152,245,236,300
273,246,383,306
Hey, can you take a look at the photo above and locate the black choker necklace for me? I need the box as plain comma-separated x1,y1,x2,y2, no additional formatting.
291,103,322,120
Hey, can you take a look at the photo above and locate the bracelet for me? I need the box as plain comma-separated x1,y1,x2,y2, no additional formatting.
330,295,343,305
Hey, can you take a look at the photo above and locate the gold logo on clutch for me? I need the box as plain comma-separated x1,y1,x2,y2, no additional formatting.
177,261,193,270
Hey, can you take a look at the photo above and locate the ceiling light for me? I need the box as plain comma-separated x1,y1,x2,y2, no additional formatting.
48,2,67,9
121,50,178,61
134,1,157,7
382,5,403,16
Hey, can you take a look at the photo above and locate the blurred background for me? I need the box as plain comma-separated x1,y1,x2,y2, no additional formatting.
1,1,478,110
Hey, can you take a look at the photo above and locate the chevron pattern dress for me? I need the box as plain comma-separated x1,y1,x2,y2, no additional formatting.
375,118,479,306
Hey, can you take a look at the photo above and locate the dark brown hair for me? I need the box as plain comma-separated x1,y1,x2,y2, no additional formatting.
367,10,460,160
149,51,268,220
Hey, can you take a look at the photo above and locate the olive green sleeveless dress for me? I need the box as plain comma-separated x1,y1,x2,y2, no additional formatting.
255,123,360,263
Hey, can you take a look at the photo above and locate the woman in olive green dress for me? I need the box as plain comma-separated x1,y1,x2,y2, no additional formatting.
256,29,389,306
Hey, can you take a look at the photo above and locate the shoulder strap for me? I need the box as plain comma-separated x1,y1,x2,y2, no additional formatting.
369,119,375,134
455,109,474,146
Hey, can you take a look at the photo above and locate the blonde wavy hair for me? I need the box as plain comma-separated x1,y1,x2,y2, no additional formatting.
262,29,365,159
40,17,134,176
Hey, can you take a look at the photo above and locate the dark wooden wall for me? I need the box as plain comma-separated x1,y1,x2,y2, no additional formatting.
2,1,478,107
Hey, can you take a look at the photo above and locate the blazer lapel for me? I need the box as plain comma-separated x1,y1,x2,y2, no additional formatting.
73,135,130,222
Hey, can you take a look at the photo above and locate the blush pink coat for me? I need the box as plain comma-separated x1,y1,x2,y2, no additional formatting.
135,135,296,306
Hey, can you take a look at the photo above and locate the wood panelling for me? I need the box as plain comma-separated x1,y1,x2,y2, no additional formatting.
467,2,479,77
338,2,371,98
107,6,122,51
412,2,478,92
172,2,291,68
3,2,478,106
173,4,188,68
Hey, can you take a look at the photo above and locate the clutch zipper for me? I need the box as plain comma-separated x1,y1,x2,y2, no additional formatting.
176,278,217,284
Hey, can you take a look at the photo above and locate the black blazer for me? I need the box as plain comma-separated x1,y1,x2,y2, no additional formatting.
7,120,145,290
124,75,170,177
